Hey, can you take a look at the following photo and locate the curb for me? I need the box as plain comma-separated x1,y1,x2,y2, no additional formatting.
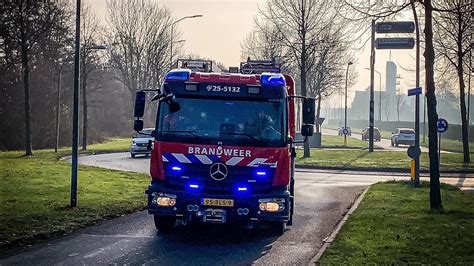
59,150,128,161
309,186,371,265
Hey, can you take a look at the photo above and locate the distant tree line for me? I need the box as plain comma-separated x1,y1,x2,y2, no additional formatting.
0,0,180,152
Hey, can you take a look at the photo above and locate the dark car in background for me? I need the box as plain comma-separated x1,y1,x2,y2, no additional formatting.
130,128,154,158
361,127,381,141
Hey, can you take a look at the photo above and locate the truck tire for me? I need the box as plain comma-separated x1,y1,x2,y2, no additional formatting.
154,215,175,232
269,221,286,236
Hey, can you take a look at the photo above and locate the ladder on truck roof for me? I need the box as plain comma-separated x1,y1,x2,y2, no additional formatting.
177,59,213,73
240,58,281,74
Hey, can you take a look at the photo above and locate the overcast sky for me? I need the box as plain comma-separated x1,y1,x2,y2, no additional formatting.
90,0,419,107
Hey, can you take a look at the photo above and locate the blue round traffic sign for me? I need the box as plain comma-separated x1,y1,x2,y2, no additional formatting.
437,118,448,133
343,128,349,135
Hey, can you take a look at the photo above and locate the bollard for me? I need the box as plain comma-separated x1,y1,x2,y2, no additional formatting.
410,159,415,182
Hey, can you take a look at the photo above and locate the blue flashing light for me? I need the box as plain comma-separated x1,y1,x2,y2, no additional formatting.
171,166,182,171
165,69,191,81
260,73,286,87
189,184,200,189
237,187,248,192
256,171,267,176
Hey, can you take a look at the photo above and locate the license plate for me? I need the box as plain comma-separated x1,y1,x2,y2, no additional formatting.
202,198,234,207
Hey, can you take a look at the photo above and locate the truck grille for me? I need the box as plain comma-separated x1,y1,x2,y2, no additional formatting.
164,163,275,194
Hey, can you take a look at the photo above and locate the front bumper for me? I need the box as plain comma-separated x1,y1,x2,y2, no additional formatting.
145,182,291,224
397,139,415,145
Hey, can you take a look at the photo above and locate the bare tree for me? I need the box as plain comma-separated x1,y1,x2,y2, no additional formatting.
253,0,353,157
423,0,443,210
240,20,293,73
395,91,407,122
306,24,355,133
0,0,62,155
80,2,103,150
433,0,472,163
105,0,172,95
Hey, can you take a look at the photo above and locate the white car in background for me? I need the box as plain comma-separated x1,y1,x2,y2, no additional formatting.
391,128,415,147
130,128,154,158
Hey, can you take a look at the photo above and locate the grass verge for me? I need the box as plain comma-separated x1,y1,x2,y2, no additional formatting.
319,181,474,264
421,138,474,154
296,149,473,172
0,139,147,251
322,135,368,149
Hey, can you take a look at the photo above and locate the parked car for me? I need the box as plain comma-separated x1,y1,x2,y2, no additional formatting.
130,128,154,158
361,127,381,141
391,128,415,147
338,126,352,136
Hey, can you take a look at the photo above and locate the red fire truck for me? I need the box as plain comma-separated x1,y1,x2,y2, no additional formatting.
133,59,315,234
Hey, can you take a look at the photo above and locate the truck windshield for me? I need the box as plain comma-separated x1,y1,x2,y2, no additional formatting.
156,97,286,147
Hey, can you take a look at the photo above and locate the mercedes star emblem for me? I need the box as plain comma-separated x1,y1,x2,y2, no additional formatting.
209,162,228,181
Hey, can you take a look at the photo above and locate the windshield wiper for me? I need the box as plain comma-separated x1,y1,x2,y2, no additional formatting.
219,132,261,142
161,130,202,140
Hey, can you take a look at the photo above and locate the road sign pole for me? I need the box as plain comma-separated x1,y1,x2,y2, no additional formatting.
436,118,448,170
415,94,420,187
369,19,375,152
414,16,421,188
438,132,441,166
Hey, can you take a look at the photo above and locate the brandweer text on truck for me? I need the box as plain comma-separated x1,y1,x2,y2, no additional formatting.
133,59,315,235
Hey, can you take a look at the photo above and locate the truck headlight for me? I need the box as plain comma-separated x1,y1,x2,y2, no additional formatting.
258,198,285,212
152,192,177,207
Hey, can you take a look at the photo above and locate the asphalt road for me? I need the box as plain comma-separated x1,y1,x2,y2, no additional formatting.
0,153,375,265
2,153,470,265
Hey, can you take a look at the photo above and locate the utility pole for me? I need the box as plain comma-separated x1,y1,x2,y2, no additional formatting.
70,0,81,208
468,48,472,125
412,0,421,187
369,19,376,152
344,62,353,146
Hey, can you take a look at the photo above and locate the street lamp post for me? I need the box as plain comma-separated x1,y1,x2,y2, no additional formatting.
344,62,353,146
71,0,81,208
170,15,203,68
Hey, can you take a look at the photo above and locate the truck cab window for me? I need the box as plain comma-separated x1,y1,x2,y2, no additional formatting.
157,97,285,147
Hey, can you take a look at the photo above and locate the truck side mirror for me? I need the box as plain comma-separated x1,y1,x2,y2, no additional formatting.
134,91,146,118
301,124,314,137
302,98,316,124
134,119,143,132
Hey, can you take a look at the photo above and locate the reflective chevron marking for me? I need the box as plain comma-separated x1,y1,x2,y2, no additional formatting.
172,153,191,163
194,154,213,164
161,153,276,167
225,157,244,166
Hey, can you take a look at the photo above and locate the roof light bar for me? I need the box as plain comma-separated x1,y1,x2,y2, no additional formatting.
165,69,191,81
260,73,286,87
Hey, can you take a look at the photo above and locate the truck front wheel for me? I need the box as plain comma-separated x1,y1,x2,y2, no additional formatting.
153,215,175,232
